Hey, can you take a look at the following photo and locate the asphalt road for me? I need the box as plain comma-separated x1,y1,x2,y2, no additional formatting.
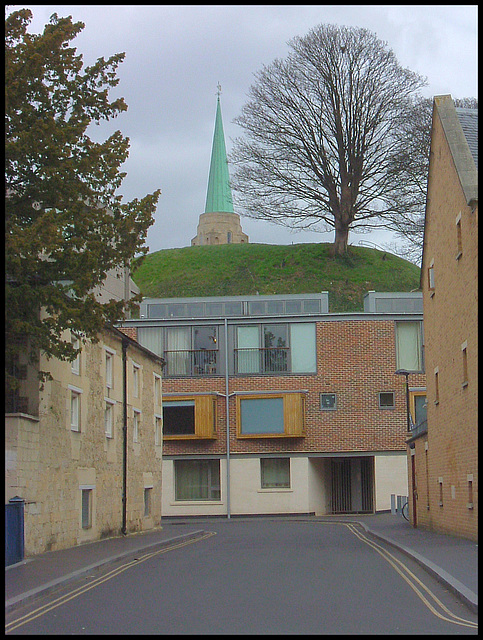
5,519,478,635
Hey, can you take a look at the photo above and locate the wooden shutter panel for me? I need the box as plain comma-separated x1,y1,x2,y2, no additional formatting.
195,396,216,438
283,393,305,436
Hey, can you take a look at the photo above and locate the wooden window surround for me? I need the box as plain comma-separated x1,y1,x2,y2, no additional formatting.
236,392,306,439
163,394,216,440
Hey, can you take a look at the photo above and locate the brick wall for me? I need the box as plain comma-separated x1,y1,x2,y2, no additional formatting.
160,319,424,458
414,102,478,540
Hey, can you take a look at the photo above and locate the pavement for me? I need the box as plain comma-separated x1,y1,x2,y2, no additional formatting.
5,512,478,615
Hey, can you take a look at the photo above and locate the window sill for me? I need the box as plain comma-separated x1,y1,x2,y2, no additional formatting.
456,252,462,260
429,290,435,298
258,488,293,493
462,381,468,389
164,434,217,440
237,432,305,439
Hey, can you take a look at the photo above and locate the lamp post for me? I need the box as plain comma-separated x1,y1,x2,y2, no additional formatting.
395,369,411,433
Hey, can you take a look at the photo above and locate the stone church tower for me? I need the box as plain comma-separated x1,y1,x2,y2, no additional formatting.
191,91,248,246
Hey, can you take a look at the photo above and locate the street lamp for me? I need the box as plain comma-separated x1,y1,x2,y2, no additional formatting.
395,369,411,433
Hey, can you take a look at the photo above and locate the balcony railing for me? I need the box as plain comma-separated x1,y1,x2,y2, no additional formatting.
234,347,289,374
164,349,218,376
410,418,428,438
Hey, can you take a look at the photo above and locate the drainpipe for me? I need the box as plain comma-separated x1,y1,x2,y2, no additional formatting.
224,318,231,519
121,338,128,535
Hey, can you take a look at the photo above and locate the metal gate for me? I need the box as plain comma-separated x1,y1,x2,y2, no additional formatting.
5,497,25,566
331,458,373,513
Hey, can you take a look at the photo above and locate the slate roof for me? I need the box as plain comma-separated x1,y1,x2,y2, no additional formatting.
456,107,478,169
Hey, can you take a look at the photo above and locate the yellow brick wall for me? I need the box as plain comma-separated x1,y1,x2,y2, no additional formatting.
414,104,478,540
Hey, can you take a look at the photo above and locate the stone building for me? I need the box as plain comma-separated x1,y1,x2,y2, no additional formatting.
408,95,477,540
191,92,248,246
120,291,425,518
5,268,165,559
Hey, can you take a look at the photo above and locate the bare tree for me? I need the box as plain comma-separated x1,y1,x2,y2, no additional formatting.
230,24,427,255
383,96,477,265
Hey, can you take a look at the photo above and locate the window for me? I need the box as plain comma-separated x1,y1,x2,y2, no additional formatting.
235,323,316,375
163,396,216,439
456,213,463,259
105,399,115,438
434,367,440,405
461,342,468,388
467,474,474,509
378,392,395,409
193,326,218,375
290,323,316,373
132,363,140,398
237,393,305,438
144,487,152,517
260,458,290,488
155,415,162,446
81,488,92,529
263,324,288,372
174,459,221,501
165,327,190,375
133,409,140,443
395,321,424,372
69,386,82,431
438,477,444,507
71,335,80,375
428,260,435,295
164,400,195,435
154,374,162,408
410,392,427,429
320,393,337,411
105,350,114,389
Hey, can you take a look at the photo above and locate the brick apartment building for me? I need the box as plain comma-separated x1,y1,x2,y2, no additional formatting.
120,290,425,518
409,95,478,540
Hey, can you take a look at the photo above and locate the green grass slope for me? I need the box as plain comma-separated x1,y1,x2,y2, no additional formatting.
132,242,421,312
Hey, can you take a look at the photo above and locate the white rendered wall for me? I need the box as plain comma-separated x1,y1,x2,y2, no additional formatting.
374,453,408,511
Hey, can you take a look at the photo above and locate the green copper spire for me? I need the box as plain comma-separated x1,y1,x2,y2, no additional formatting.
204,91,234,214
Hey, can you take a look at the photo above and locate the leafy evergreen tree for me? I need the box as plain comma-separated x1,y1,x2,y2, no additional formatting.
5,8,161,391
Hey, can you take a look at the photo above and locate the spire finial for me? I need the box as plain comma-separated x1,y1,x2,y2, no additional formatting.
216,82,222,98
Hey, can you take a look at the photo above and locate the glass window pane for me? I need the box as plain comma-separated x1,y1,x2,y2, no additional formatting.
237,326,260,373
414,395,427,427
240,398,284,435
290,323,316,373
261,458,290,488
264,325,287,372
175,460,220,501
137,327,163,357
396,322,422,371
163,401,195,435
166,327,190,375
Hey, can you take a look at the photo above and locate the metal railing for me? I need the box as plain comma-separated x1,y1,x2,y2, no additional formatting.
163,349,218,376
234,347,289,374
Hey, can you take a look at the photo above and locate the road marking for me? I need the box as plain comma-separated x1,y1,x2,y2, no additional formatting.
338,522,477,629
5,532,216,633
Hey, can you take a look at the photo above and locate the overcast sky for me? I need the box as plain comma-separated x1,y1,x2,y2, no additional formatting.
12,5,478,256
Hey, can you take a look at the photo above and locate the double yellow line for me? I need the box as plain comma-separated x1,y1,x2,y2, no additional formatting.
341,522,477,630
5,531,216,633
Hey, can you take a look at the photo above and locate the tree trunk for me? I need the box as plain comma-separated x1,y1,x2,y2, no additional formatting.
333,226,349,256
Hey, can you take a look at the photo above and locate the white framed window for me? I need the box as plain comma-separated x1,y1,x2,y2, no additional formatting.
69,385,83,432
133,408,141,443
428,259,435,296
132,362,140,398
378,391,395,409
155,414,163,446
105,348,115,389
395,321,424,372
154,374,162,408
105,399,116,438
320,393,337,411
71,335,80,375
